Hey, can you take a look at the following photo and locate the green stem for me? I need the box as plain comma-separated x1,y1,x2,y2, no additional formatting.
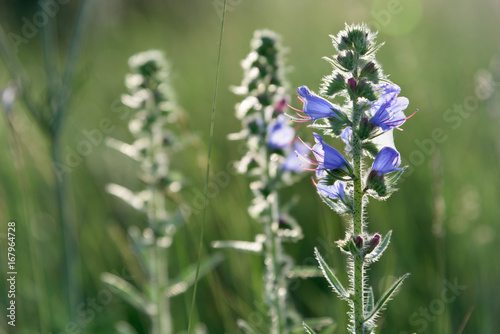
147,119,172,333
264,188,286,334
351,99,365,334
150,240,171,334
51,135,79,322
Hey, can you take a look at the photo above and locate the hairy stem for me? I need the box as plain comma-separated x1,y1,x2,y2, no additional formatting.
265,190,286,334
351,99,365,334
263,145,286,333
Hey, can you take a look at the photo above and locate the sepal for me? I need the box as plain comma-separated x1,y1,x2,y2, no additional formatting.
321,72,346,97
365,231,391,262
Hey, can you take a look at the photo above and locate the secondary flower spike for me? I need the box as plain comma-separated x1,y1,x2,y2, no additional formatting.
267,114,295,149
369,83,409,131
293,85,343,122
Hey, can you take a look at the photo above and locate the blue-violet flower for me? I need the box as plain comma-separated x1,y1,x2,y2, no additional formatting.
293,85,342,122
267,114,295,149
369,83,409,131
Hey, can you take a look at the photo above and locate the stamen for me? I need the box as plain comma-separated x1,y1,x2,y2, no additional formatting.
294,150,319,165
405,108,418,120
287,104,305,113
297,136,313,150
311,177,317,186
295,112,309,119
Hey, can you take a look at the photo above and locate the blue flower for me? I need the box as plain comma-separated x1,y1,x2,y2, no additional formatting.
317,180,347,202
371,147,401,175
293,86,342,122
267,114,295,149
296,133,352,179
369,83,409,131
282,140,309,173
341,126,352,145
313,133,351,171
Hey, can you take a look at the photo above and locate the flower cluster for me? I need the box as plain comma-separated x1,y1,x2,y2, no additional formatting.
216,30,313,333
230,29,306,219
296,25,413,334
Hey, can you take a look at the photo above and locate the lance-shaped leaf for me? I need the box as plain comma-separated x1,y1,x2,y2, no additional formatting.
166,252,224,297
365,286,375,315
303,322,318,334
364,273,410,323
287,266,323,279
237,319,260,334
100,272,153,315
365,230,392,262
317,193,351,216
211,240,262,254
292,318,334,332
106,183,146,212
314,247,349,299
115,321,139,334
106,137,140,161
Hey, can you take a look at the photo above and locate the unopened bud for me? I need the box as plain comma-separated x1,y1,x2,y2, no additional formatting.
368,234,381,253
354,235,363,248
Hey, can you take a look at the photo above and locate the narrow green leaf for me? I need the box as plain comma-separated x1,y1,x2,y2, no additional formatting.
303,322,318,334
105,183,145,212
296,317,334,330
237,319,260,334
364,273,410,322
115,321,139,334
211,240,262,253
105,137,140,160
166,252,224,297
365,230,392,261
366,286,375,315
287,266,323,279
314,248,349,299
100,272,152,315
318,193,347,215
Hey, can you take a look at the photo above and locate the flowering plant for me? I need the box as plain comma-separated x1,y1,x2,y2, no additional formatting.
294,25,414,334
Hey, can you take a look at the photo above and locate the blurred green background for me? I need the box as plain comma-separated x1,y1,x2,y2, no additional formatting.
1,0,499,333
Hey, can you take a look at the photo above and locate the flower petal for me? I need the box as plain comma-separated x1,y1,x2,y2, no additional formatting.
297,86,341,121
371,147,402,175
317,181,347,201
267,115,295,149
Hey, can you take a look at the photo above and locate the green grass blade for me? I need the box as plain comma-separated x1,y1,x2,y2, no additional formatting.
187,0,227,332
